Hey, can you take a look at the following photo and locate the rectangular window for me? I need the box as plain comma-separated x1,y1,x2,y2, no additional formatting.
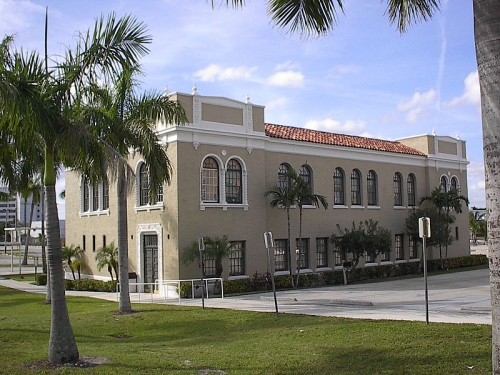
409,237,418,259
102,181,109,210
201,169,219,202
203,256,216,278
229,241,245,276
82,235,86,251
103,235,106,248
92,181,99,211
274,239,288,271
92,235,96,252
316,238,328,268
366,250,376,263
296,238,309,269
455,226,459,240
157,185,163,203
395,234,404,260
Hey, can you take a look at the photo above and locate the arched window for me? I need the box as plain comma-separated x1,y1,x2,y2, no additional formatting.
440,175,448,192
367,170,377,206
407,174,416,207
300,164,313,205
333,168,345,205
202,157,219,203
393,173,403,206
226,159,242,204
278,163,291,191
351,169,361,205
451,176,459,191
139,163,149,206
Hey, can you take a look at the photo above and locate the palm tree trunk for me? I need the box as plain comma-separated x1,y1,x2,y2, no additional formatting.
45,184,79,363
474,0,500,372
296,206,303,289
286,208,293,287
45,148,78,364
117,164,132,313
22,197,29,265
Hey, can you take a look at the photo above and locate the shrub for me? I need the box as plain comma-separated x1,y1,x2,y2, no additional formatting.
35,274,47,286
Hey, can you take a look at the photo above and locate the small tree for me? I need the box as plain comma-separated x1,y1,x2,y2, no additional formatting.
62,244,87,280
182,235,236,278
95,242,118,281
404,207,452,271
330,219,392,273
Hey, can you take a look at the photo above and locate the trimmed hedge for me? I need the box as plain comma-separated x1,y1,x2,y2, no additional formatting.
65,279,118,292
217,254,488,296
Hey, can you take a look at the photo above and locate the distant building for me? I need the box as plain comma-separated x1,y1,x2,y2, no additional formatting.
65,92,470,291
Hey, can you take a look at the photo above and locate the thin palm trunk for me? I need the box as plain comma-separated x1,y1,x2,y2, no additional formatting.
22,196,29,265
117,163,131,313
296,206,303,289
45,182,78,363
474,0,500,371
286,207,293,287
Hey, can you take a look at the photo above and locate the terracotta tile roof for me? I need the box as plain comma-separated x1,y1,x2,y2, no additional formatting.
265,123,426,156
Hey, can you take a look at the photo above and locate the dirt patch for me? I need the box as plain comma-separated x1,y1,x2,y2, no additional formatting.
111,333,132,339
26,356,109,371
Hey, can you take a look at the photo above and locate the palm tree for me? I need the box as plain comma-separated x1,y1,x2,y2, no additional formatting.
62,245,86,280
95,242,119,281
288,168,328,287
78,63,186,313
182,235,236,278
0,13,156,364
264,183,296,286
219,1,500,369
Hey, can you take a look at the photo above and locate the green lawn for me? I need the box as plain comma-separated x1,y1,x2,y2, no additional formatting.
0,286,491,374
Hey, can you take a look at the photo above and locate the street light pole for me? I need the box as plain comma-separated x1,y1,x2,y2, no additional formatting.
295,248,300,289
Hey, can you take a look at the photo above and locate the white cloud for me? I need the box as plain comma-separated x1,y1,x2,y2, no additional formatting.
304,118,366,135
397,89,437,112
267,71,304,87
193,64,257,82
442,71,480,109
0,0,43,35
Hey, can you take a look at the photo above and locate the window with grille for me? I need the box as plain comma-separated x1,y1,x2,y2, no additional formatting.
367,170,377,206
229,241,245,275
102,180,109,210
351,169,361,205
440,175,448,192
451,176,459,191
409,237,418,259
201,157,219,202
299,165,313,205
139,163,149,206
407,174,416,207
316,238,328,268
92,181,99,211
203,256,216,278
296,238,309,269
226,159,242,203
395,234,404,260
83,180,90,212
333,168,345,205
278,163,291,191
274,239,288,271
393,173,403,206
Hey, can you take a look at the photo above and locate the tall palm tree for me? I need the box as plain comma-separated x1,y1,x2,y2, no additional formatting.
79,64,186,313
95,242,119,281
0,13,156,364
288,168,328,287
265,183,296,286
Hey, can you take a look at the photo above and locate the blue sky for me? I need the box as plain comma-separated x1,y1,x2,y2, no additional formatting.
0,0,483,217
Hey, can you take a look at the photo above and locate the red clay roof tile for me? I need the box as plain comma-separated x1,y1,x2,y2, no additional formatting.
264,123,426,156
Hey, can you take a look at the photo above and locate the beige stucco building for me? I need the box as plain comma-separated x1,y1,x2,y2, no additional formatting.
65,91,470,288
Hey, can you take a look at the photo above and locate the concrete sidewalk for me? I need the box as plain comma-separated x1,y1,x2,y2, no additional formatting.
0,253,492,325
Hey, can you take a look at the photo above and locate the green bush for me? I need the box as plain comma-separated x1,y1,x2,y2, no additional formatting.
64,279,118,292
35,274,47,286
